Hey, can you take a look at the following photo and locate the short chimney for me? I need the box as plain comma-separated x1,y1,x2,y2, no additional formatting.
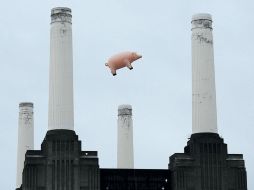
16,102,34,188
48,7,74,130
117,105,134,168
192,13,218,134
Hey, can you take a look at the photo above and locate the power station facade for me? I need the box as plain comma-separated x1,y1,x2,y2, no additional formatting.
16,7,247,190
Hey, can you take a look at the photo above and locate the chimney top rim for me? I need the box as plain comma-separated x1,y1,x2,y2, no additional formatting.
51,7,72,16
118,104,132,110
19,102,33,108
192,13,212,22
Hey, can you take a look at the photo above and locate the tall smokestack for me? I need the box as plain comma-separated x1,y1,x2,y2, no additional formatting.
192,13,218,134
48,7,74,130
117,105,134,168
16,102,34,188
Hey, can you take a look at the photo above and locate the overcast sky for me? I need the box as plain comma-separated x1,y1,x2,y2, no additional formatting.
0,0,253,189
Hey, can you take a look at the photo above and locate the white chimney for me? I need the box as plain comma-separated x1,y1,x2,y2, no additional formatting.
117,105,134,168
16,102,34,188
48,7,74,130
192,13,218,134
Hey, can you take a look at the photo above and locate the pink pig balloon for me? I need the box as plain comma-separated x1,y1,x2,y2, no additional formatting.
105,51,142,76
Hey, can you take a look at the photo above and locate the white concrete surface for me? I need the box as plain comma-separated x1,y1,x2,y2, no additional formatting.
16,103,34,188
48,7,74,130
192,13,218,134
117,104,134,168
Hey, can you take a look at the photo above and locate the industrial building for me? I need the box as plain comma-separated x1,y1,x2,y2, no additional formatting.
16,7,247,190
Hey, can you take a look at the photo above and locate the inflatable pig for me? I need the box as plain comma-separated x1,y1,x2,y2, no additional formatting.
105,51,142,76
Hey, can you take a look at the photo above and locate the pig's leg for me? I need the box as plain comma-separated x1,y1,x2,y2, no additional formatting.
127,63,133,70
124,59,133,70
110,69,117,76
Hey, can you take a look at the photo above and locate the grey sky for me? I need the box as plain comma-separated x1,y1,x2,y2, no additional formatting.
0,0,253,189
